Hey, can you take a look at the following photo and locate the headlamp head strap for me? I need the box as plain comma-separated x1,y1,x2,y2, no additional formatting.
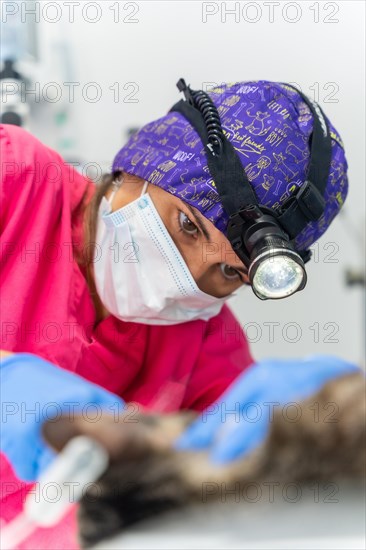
169,79,257,217
169,79,332,256
275,83,333,239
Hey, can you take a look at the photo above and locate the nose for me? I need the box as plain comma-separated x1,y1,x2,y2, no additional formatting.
187,240,245,297
201,240,244,270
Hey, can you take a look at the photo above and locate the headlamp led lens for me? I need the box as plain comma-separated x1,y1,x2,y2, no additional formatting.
251,253,306,300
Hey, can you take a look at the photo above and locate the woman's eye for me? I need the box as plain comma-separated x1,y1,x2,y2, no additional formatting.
179,211,199,236
220,263,241,281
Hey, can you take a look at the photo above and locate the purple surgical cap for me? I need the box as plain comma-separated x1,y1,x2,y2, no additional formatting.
111,80,348,251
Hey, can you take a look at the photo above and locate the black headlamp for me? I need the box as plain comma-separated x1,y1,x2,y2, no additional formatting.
168,78,332,300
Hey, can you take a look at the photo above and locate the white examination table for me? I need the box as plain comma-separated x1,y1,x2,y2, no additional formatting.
95,482,365,550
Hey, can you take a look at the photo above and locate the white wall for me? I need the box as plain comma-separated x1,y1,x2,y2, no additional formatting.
26,0,365,365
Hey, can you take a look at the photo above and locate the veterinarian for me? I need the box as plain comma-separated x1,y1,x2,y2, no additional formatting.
0,78,359,548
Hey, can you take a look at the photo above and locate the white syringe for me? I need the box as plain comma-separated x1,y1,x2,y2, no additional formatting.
1,436,109,549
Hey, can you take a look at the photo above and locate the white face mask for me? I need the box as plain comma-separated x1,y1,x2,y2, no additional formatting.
93,180,233,325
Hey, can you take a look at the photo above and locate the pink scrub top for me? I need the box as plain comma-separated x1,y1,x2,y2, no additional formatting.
0,123,254,548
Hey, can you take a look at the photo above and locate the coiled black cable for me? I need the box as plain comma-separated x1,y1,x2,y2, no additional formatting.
177,78,224,156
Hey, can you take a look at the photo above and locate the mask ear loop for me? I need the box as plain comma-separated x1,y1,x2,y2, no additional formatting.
107,174,124,206
140,180,149,197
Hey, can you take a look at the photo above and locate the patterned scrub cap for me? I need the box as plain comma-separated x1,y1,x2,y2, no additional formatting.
112,80,348,251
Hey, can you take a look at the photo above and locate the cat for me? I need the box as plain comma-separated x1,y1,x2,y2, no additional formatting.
42,371,366,548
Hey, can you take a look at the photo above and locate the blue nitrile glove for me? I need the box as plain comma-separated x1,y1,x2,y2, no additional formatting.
0,352,125,481
175,355,362,464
